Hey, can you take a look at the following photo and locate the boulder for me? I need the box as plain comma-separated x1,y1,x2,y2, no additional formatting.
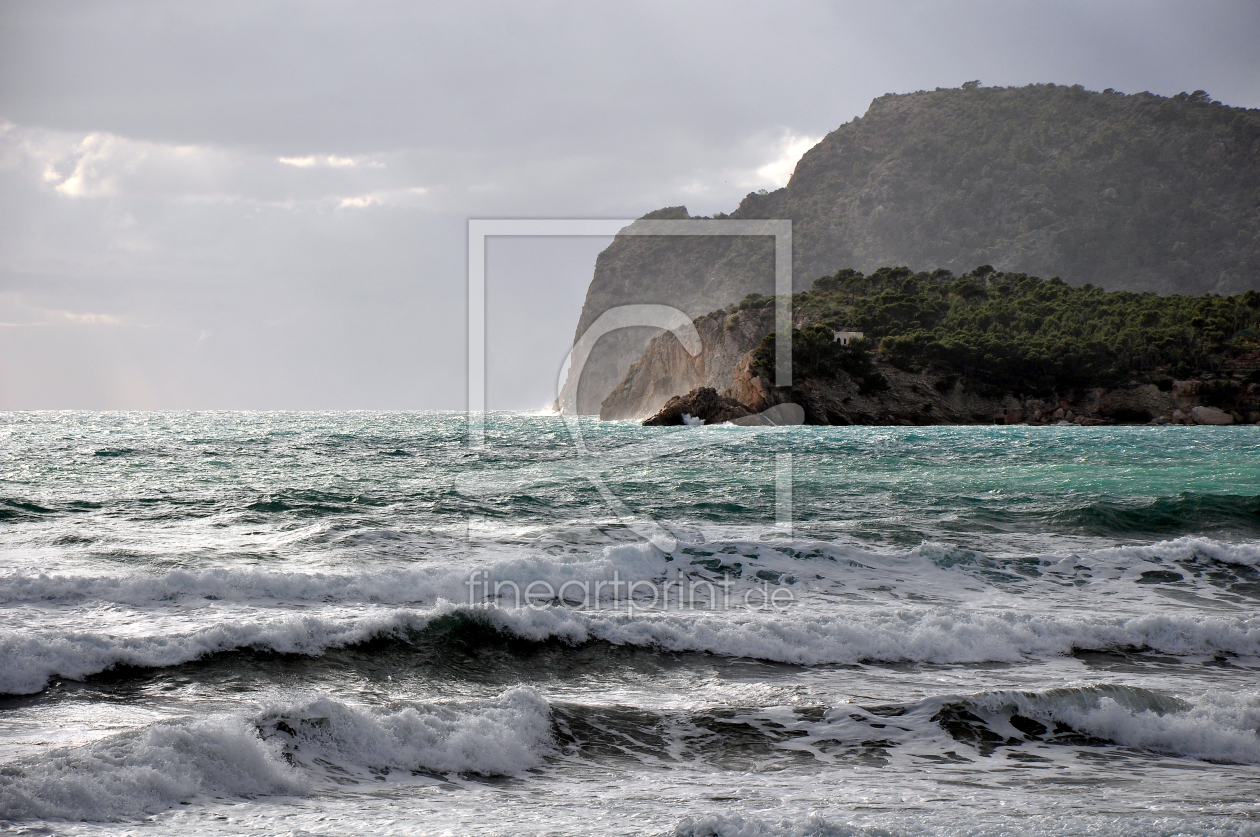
1190,405,1234,425
643,387,755,426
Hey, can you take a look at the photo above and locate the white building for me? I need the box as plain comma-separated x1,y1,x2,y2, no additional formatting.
833,330,864,345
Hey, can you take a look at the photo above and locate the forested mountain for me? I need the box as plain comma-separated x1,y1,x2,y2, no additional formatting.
562,83,1260,413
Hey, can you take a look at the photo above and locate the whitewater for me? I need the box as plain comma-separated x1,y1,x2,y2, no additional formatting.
1,412,1258,835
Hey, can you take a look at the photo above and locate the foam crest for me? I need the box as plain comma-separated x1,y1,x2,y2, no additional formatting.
0,688,553,821
4,601,1259,695
256,686,553,777
5,536,1259,615
0,609,421,695
970,686,1260,763
0,715,302,821
535,606,1260,666
0,541,674,607
1078,536,1260,569
675,813,855,837
808,685,1260,765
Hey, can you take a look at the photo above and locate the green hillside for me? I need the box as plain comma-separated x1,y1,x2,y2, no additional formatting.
750,266,1260,395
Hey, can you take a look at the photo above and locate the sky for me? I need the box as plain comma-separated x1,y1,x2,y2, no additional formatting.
2,1,1258,410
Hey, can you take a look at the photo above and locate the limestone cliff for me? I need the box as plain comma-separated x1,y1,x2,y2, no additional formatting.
600,305,775,420
560,207,778,415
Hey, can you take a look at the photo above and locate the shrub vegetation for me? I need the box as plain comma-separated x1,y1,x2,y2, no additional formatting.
750,266,1260,394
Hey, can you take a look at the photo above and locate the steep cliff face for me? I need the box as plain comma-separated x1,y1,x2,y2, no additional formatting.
561,206,778,414
562,83,1260,413
600,305,775,420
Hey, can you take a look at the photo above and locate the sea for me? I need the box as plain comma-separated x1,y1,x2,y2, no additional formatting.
1,411,1258,836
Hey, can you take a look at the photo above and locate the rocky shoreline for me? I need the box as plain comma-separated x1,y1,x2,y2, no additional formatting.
644,371,1260,427
622,305,1260,427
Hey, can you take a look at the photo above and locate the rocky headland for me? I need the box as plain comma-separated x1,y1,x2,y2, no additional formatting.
561,82,1260,414
617,267,1260,427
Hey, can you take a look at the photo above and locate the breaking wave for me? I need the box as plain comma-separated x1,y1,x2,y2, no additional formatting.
0,688,552,821
4,536,1259,610
4,602,1258,695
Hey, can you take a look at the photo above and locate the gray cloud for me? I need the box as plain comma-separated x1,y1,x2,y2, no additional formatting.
1,0,1258,408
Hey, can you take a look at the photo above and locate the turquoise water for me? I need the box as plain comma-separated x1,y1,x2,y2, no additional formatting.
5,413,1256,546
1,413,1258,835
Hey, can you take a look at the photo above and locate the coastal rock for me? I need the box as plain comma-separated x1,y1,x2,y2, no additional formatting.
745,365,1029,426
1173,380,1203,410
728,360,779,413
1096,384,1175,424
560,206,778,414
616,327,1257,427
642,388,754,426
601,305,775,420
1190,405,1235,425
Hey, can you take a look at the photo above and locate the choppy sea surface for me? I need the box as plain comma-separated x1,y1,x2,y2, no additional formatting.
1,412,1258,836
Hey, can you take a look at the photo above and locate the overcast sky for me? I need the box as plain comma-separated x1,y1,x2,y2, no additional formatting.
2,1,1258,410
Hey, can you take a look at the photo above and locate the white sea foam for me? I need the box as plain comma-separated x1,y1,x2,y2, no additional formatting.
0,714,302,821
258,687,553,777
675,813,855,837
0,608,420,695
795,684,1260,766
673,811,1260,837
3,535,1257,610
969,686,1260,764
0,688,552,822
480,605,1260,668
3,600,1258,695
0,541,676,607
1071,536,1260,568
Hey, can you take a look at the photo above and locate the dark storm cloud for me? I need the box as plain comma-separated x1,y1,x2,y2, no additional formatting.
1,0,1257,408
